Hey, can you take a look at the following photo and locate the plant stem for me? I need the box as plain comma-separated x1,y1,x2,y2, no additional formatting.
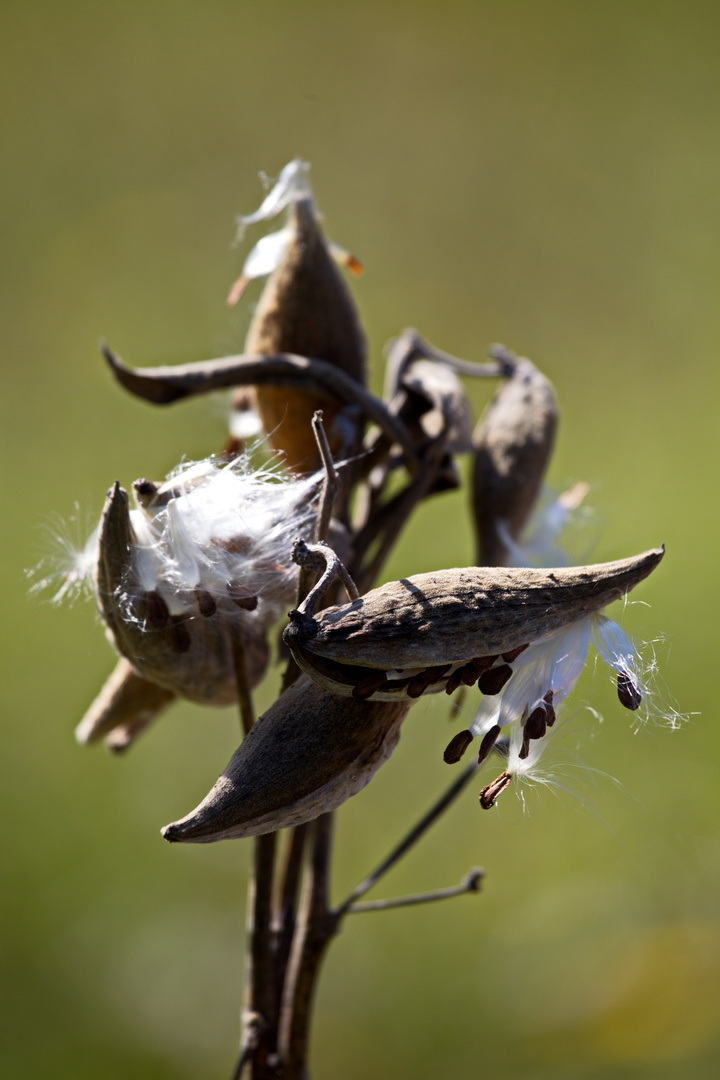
278,815,339,1079
347,868,483,913
335,758,481,916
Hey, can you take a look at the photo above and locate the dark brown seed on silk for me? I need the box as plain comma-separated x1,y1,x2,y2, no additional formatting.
443,728,474,764
194,587,217,618
478,663,513,696
524,705,547,741
145,590,170,629
617,671,642,711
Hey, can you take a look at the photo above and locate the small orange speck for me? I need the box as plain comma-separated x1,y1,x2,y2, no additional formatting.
227,275,250,307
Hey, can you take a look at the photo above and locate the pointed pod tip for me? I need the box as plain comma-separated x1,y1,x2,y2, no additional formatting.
74,721,93,747
644,544,665,570
104,480,128,508
100,340,120,369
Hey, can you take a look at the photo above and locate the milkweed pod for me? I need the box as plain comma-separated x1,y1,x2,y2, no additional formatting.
282,547,664,702
75,657,176,751
161,677,410,842
95,482,269,705
245,195,367,471
395,358,474,454
472,356,558,566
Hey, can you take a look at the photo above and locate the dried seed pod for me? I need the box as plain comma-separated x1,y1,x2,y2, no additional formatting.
472,355,558,566
245,195,366,472
395,358,474,454
161,677,410,842
74,657,176,750
95,482,269,705
283,547,664,702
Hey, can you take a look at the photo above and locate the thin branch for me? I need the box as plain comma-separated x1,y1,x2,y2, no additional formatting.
101,342,421,469
229,632,276,1079
346,868,484,913
281,418,343,694
311,411,338,545
272,824,308,1019
291,540,359,618
242,833,278,1080
352,428,451,592
278,815,339,1079
335,757,481,917
229,1043,254,1080
385,328,511,389
230,633,256,738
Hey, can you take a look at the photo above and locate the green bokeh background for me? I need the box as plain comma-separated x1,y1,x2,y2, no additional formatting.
3,2,719,1077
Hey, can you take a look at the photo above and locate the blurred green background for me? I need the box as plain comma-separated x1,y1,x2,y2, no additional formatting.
3,1,720,1077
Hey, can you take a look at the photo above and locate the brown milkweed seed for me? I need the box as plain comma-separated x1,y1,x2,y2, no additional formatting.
443,728,474,764
407,665,451,698
502,644,529,663
479,771,513,809
195,587,217,618
617,671,642,711
145,590,170,629
478,664,513,696
352,670,392,700
477,724,502,764
226,581,259,611
524,705,547,742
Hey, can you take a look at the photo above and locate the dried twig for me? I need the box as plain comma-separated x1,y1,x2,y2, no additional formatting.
346,868,483,913
278,815,339,1079
351,427,452,591
272,824,309,1021
101,342,421,469
385,328,511,390
335,758,482,917
311,411,338,545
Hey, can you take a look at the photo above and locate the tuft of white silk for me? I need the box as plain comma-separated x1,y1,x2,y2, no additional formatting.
240,226,294,281
232,158,360,286
35,452,320,631
499,482,595,569
235,159,311,239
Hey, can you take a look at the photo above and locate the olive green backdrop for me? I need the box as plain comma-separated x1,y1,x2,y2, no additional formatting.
2,2,719,1077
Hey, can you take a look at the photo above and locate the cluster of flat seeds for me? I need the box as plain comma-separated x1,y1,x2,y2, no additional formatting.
346,644,529,702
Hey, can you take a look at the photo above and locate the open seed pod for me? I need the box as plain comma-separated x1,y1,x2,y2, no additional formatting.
162,676,410,842
245,195,366,471
397,358,474,453
472,355,558,566
283,546,664,702
95,481,270,705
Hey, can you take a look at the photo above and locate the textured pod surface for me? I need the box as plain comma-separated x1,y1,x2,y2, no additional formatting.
283,547,664,700
246,195,366,471
75,657,176,749
472,357,558,566
162,677,410,842
95,482,269,704
398,358,474,452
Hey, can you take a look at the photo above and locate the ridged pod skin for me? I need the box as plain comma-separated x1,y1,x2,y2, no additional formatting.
75,658,176,751
472,357,558,566
245,196,366,471
95,482,269,705
283,547,664,701
161,677,410,842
